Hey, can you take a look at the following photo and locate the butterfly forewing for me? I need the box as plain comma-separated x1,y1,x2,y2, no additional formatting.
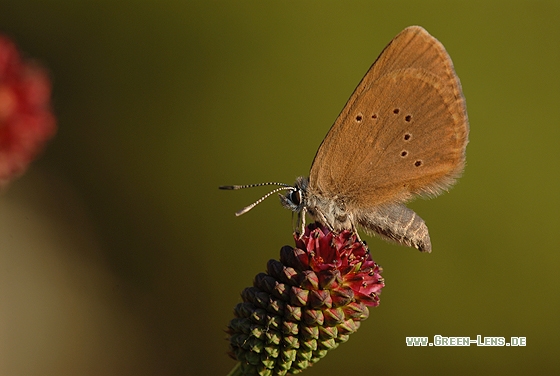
309,26,468,210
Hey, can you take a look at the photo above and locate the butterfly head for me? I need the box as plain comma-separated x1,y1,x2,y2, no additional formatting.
279,176,308,213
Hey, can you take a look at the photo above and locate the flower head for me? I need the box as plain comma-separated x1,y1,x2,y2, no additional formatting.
227,223,384,375
0,35,56,186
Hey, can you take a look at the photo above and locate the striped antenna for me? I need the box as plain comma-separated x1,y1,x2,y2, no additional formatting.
219,182,294,216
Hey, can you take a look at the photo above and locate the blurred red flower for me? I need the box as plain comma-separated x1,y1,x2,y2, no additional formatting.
0,35,56,186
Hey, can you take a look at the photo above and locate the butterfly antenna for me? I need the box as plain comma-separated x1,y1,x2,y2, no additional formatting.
219,182,294,216
219,182,291,190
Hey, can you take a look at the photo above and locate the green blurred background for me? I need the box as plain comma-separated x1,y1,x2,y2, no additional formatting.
1,1,559,375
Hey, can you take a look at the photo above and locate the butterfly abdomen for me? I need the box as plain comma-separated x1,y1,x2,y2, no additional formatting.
356,203,432,252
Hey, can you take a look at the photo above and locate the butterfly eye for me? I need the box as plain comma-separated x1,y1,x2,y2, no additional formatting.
288,189,302,206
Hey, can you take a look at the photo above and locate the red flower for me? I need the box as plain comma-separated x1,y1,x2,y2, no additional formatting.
0,35,56,186
228,223,384,375
294,223,384,307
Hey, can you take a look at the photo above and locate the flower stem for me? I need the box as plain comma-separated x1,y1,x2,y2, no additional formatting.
226,362,242,376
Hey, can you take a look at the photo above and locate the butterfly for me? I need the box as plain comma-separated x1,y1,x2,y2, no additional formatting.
221,26,469,253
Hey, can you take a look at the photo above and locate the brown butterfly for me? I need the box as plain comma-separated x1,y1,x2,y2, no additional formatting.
220,26,469,253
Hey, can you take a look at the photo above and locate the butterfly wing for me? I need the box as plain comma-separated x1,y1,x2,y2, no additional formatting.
308,26,469,210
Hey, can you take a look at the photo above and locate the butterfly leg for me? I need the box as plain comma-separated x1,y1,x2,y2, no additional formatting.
352,223,364,244
295,207,308,239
